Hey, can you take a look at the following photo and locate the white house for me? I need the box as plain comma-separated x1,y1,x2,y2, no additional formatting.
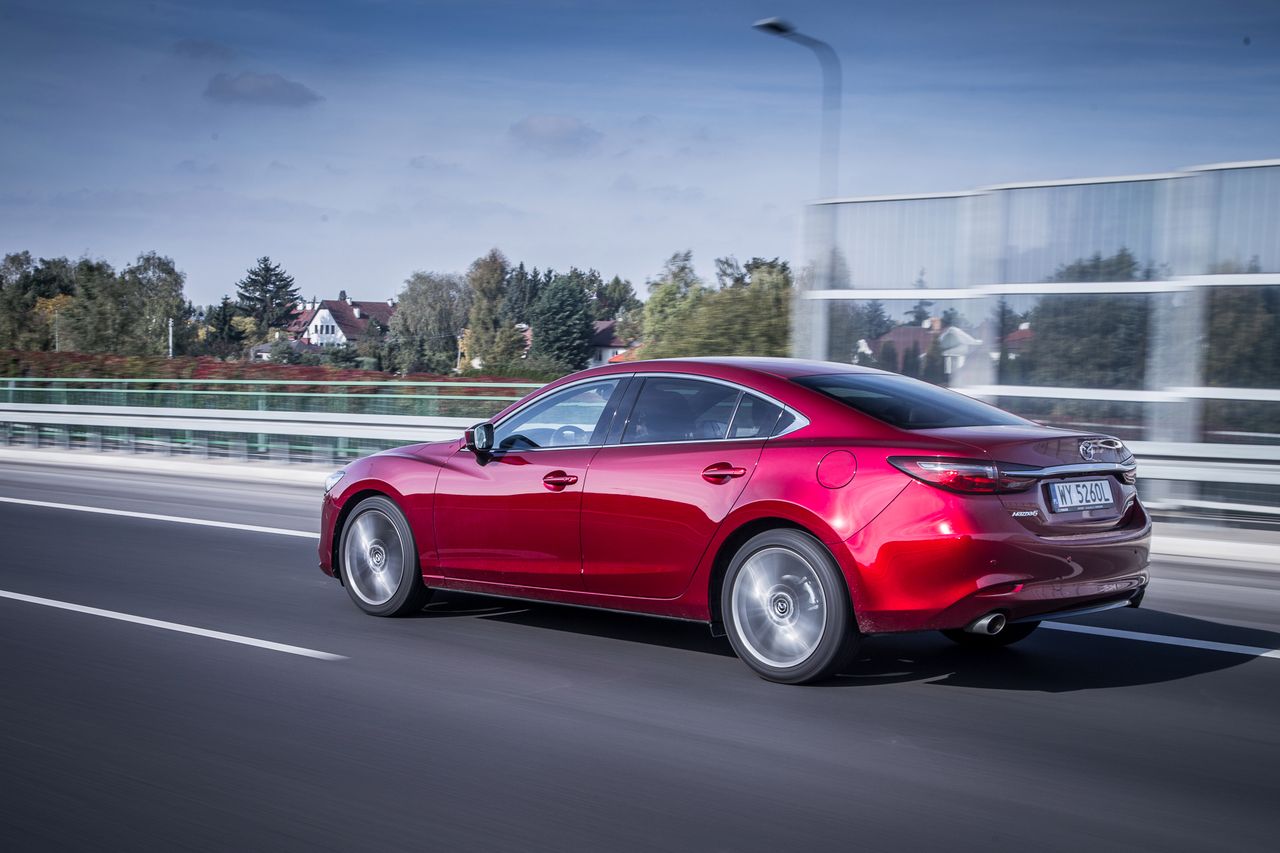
588,320,634,368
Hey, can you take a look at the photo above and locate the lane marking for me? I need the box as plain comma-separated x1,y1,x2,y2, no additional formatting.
5,497,1276,663
0,495,319,539
1043,621,1280,659
0,589,346,661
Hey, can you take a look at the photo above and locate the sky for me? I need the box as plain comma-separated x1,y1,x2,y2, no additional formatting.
2,0,1278,306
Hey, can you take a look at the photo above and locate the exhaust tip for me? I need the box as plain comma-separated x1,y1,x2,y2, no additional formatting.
967,612,1007,635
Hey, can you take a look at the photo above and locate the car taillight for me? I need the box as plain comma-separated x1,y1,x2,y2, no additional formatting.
888,457,1037,494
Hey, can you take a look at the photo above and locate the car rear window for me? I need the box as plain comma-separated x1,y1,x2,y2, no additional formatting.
793,373,1029,430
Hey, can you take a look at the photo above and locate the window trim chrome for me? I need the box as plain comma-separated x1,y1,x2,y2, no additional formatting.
486,374,633,452
610,372,809,448
481,370,810,453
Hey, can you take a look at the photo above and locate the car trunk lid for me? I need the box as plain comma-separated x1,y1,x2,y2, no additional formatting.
914,424,1137,535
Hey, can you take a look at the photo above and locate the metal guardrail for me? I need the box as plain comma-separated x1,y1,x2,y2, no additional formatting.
1,398,1277,518
0,376,535,464
0,377,540,419
0,404,475,464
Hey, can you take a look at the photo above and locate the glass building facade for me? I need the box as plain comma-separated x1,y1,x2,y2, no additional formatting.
797,160,1280,513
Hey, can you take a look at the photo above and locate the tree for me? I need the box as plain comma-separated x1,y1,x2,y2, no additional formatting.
236,257,299,330
465,249,514,367
389,271,471,374
992,298,1027,384
592,275,641,321
878,340,900,373
715,257,748,289
642,254,791,359
858,300,893,340
1022,248,1151,389
58,252,193,356
503,262,543,325
642,250,704,350
202,296,245,358
123,251,194,356
1049,247,1141,283
269,337,299,364
0,252,77,350
906,298,933,325
530,273,593,370
61,259,133,353
922,338,947,384
901,342,922,378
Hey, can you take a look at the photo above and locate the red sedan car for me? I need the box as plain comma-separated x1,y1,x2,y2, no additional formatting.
319,358,1149,683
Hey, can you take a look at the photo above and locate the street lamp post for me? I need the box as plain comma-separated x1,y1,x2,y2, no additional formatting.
752,17,842,200
753,17,844,361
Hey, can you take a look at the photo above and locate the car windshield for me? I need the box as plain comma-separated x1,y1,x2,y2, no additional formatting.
793,373,1030,430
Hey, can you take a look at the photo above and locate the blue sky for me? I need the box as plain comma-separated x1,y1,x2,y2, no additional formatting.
2,0,1278,305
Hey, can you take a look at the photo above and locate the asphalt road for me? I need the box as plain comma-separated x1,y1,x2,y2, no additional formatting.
1,459,1278,852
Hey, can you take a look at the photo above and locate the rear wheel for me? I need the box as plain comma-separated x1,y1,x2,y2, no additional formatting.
338,496,431,617
941,621,1039,648
721,529,860,684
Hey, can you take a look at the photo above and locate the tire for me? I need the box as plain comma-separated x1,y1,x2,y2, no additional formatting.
721,529,860,684
338,496,432,617
941,620,1039,648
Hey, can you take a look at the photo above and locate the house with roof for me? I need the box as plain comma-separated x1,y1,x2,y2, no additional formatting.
865,318,984,378
588,320,635,368
288,291,396,348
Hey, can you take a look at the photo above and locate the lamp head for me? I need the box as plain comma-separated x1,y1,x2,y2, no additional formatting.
753,17,796,36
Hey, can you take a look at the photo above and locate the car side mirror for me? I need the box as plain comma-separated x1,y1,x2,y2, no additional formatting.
465,422,495,455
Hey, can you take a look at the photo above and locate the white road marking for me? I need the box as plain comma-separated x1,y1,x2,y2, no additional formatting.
0,495,319,539
0,589,346,661
1043,621,1280,659
4,497,1277,663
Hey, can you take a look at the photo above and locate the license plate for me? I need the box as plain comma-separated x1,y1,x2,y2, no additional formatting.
1049,478,1114,512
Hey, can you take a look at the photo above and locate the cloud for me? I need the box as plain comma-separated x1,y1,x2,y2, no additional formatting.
172,39,236,62
175,159,219,175
267,160,294,172
203,72,323,107
508,114,602,157
649,184,704,204
408,154,462,175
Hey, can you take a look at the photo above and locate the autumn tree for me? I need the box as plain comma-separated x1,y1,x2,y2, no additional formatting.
390,271,471,374
465,249,525,367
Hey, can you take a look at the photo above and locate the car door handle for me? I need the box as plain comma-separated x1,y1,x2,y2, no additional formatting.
542,471,579,490
702,463,747,483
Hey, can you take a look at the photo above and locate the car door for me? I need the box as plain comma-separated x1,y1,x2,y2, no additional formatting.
581,376,785,599
434,376,627,591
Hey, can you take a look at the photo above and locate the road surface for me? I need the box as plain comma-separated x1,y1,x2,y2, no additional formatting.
1,458,1277,851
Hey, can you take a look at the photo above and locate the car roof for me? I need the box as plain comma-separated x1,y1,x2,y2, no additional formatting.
585,356,880,380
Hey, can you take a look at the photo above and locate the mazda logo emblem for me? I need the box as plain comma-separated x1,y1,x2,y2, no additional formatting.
1079,439,1123,461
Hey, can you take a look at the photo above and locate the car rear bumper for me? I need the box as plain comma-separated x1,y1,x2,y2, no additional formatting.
840,480,1151,635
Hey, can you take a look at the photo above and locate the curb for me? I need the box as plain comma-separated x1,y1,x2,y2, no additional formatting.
0,447,329,486
1150,536,1280,566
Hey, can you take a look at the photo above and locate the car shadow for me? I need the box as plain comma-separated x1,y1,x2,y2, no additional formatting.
421,592,1279,691
423,590,736,656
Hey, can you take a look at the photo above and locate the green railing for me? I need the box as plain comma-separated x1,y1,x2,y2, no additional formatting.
0,377,541,420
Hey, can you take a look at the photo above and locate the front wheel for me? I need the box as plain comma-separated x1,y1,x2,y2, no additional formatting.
721,529,860,684
338,495,431,617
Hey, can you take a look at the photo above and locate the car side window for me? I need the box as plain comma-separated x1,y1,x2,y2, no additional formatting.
621,377,741,444
728,394,784,438
494,378,622,451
